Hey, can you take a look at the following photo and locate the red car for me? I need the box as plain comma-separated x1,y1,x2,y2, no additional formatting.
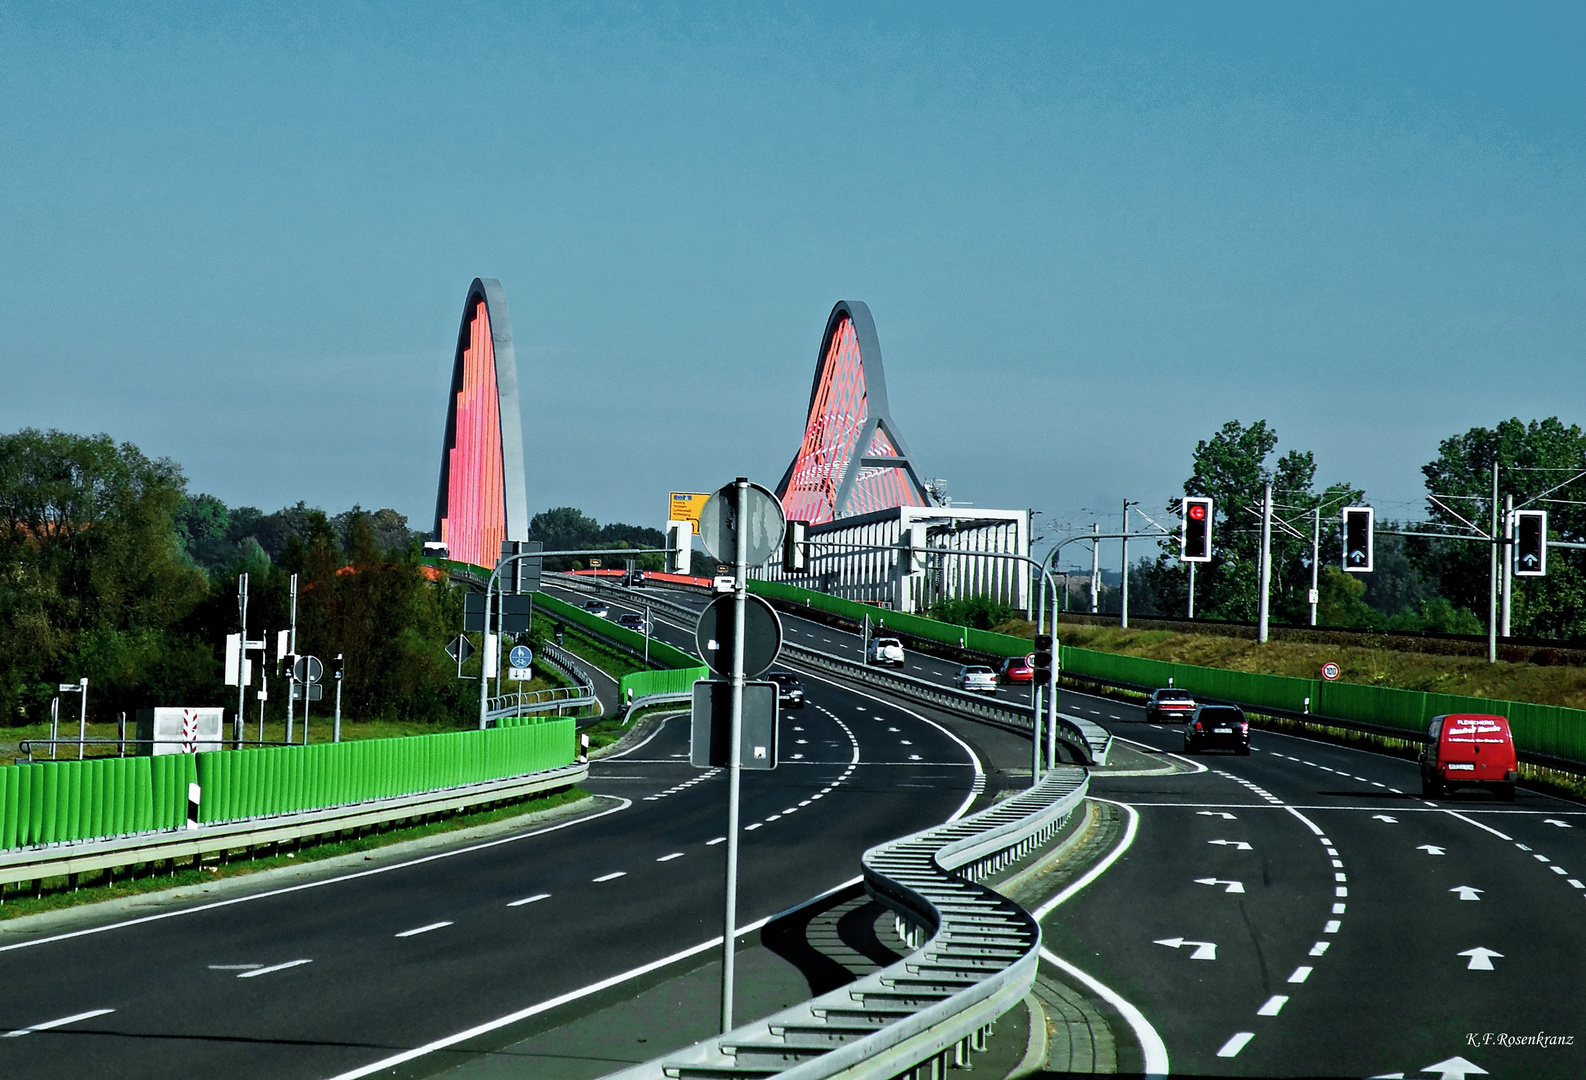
1420,714,1517,800
1000,656,1034,683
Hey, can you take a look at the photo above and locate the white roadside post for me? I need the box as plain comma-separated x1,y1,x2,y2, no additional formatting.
1258,483,1273,643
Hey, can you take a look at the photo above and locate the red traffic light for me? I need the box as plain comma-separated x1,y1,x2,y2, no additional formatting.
1188,503,1206,521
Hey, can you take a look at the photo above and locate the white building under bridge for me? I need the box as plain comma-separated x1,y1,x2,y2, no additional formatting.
753,505,1030,616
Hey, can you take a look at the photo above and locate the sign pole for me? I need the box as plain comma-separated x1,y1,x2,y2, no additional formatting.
721,478,749,1033
236,572,249,749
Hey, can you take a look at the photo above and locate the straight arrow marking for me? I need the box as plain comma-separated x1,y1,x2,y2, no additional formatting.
1193,877,1246,893
1450,886,1483,901
1417,844,1447,856
1372,814,1398,823
1418,1055,1489,1078
1208,839,1253,850
1153,937,1217,960
1457,947,1503,971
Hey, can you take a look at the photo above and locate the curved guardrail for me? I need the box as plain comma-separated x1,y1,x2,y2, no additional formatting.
606,766,1087,1080
485,640,600,720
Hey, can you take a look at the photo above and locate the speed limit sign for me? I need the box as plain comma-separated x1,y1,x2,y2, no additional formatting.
1321,662,1341,681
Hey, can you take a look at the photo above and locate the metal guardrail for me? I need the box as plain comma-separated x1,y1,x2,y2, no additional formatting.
0,763,588,890
784,642,1111,767
485,640,601,721
606,766,1088,1080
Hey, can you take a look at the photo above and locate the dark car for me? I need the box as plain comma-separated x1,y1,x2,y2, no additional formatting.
766,671,805,709
1145,688,1197,723
616,612,648,633
1182,704,1250,755
623,570,647,586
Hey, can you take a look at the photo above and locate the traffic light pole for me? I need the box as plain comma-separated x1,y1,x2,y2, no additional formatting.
1501,494,1513,639
1310,507,1320,627
1258,484,1273,644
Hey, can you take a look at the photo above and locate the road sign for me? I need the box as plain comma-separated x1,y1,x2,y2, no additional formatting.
464,593,485,632
698,481,786,567
1025,653,1037,667
447,635,474,664
507,667,533,682
500,595,532,633
669,492,710,534
293,655,324,685
509,645,533,668
695,594,783,678
691,680,778,769
1321,662,1340,681
291,683,324,702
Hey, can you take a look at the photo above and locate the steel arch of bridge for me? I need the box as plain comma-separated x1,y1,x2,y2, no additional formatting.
432,278,529,567
775,300,931,524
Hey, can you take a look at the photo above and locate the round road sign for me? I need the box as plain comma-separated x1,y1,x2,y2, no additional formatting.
698,481,786,568
509,645,534,669
1025,653,1037,668
293,655,324,684
1321,662,1341,681
695,594,784,678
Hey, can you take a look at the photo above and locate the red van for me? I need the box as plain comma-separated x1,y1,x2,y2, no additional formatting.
1419,714,1518,801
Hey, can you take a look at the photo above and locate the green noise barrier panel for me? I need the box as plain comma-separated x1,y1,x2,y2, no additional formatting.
526,590,710,704
746,578,1586,768
0,718,574,850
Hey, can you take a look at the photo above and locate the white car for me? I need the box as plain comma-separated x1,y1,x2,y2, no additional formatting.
867,637,905,666
955,665,998,693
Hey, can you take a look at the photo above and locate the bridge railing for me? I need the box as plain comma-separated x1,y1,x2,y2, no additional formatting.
605,766,1088,1080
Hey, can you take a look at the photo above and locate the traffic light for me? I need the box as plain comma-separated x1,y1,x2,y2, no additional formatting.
1342,507,1374,573
783,520,808,573
1514,509,1547,576
1181,497,1213,562
666,521,692,575
1031,634,1054,688
334,653,345,681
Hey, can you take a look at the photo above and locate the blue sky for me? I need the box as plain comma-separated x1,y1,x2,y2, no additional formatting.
2,3,1581,567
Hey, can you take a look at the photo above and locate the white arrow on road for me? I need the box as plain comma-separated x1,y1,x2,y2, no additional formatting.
1457,947,1503,971
1543,819,1572,828
1154,937,1217,960
1197,811,1238,820
1417,844,1447,856
1449,886,1483,901
1419,1055,1489,1078
1208,839,1253,850
1372,814,1398,823
1194,877,1246,893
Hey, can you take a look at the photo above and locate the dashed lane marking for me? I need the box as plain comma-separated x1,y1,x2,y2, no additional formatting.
657,852,684,862
593,871,628,882
508,894,551,907
396,921,453,938
2,1008,116,1038
239,959,312,978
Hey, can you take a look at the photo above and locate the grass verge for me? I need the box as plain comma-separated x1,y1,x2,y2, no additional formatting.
0,785,591,921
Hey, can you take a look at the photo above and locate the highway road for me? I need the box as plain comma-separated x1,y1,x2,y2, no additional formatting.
0,609,987,1079
603,581,1586,1079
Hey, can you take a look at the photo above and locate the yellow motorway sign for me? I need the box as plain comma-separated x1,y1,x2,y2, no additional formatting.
669,492,710,534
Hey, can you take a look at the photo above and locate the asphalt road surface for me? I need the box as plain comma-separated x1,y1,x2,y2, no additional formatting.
0,625,980,1079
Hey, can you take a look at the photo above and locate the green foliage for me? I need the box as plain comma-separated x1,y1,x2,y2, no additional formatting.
1420,417,1586,640
927,594,1021,631
529,506,666,572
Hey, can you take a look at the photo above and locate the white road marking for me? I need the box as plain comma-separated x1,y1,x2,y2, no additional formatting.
1418,844,1447,855
1569,879,1584,888
1197,811,1237,820
1336,886,1349,897
1333,903,1347,914
1550,865,1567,875
208,963,264,971
396,921,453,938
1458,947,1502,971
1412,1055,1489,1079
1535,853,1551,862
1193,877,1245,893
1153,937,1216,960
1040,948,1169,1077
508,893,551,907
1287,966,1313,983
1543,819,1572,828
745,823,763,831
707,836,725,845
1309,941,1330,956
1217,1032,1254,1058
593,871,627,882
238,958,312,978
1450,886,1483,901
2,1008,115,1038
656,852,684,862
1257,995,1288,1016
1324,920,1341,932
1208,839,1252,850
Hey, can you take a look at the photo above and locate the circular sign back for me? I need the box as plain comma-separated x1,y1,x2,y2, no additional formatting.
1321,662,1341,681
694,594,784,678
698,481,786,568
294,655,324,684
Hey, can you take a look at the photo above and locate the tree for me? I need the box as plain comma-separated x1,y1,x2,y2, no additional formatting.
1420,417,1586,639
1141,420,1364,625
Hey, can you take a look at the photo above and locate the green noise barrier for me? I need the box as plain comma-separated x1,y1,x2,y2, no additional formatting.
0,718,575,850
528,590,710,704
746,578,1586,768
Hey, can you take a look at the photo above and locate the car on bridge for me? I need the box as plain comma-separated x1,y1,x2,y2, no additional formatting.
1182,704,1250,755
1419,713,1517,800
955,665,998,694
582,600,610,618
617,612,648,633
999,656,1034,683
623,570,647,586
766,671,805,709
867,637,905,666
1145,687,1197,722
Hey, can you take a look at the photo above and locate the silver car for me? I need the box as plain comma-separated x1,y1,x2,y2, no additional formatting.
955,665,998,694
